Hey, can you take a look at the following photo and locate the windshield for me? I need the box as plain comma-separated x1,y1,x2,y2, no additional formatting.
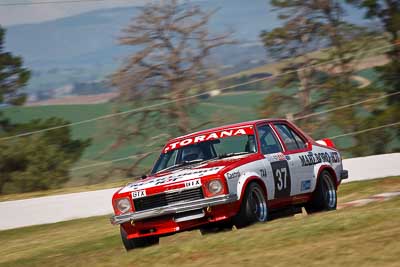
151,134,257,174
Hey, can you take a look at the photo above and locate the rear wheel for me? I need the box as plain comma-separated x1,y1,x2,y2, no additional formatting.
233,182,268,228
305,170,337,213
120,226,159,251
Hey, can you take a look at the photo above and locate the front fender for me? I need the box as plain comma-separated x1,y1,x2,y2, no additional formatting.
237,173,268,201
225,170,268,201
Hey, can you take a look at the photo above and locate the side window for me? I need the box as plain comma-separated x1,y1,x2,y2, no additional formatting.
292,131,307,149
274,124,307,151
257,125,283,154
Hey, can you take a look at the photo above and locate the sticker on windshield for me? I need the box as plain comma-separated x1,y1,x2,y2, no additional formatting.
163,126,254,153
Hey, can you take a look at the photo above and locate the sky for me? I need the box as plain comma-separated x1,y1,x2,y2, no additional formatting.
0,0,149,26
0,0,373,27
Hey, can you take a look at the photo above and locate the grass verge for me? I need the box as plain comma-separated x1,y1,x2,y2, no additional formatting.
338,176,400,203
0,178,399,266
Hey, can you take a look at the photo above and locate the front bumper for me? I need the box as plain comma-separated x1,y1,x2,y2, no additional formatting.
110,194,238,225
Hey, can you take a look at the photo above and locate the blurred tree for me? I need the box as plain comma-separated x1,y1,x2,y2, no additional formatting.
346,0,400,154
0,25,31,133
259,0,377,156
110,0,233,175
0,118,91,194
0,26,30,107
0,26,91,194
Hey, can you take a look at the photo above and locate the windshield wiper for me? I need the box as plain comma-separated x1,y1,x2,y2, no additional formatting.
158,159,205,173
218,151,251,159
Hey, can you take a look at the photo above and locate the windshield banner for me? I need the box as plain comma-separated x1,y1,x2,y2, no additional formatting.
163,126,254,153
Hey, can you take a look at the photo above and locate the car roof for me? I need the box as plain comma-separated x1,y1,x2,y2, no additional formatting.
167,118,288,143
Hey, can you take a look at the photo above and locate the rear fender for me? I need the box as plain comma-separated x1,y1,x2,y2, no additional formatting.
314,165,339,190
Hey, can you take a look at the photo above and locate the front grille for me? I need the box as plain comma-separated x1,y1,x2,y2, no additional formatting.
133,187,204,212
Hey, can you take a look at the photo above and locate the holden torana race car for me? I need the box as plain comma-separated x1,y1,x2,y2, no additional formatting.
111,119,348,250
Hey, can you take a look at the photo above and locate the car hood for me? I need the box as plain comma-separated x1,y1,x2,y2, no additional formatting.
118,153,260,193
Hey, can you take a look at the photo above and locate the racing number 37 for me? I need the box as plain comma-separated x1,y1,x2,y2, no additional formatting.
271,161,291,198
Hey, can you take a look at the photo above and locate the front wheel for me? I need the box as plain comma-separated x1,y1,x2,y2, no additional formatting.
305,170,337,213
120,226,159,251
232,182,268,228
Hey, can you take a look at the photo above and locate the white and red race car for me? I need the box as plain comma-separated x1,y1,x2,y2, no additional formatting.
111,119,348,250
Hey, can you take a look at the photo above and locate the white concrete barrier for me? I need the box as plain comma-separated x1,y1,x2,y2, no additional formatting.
0,188,117,230
0,153,399,230
342,153,400,183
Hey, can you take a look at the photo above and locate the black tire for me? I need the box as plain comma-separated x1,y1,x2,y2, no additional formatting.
120,226,159,251
305,170,337,214
232,182,268,228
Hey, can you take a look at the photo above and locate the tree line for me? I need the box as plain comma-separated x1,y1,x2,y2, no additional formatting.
259,0,399,156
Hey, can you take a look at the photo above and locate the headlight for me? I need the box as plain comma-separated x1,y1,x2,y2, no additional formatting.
207,179,223,195
116,198,131,214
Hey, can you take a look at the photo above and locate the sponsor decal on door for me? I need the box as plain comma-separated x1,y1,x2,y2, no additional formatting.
271,161,291,198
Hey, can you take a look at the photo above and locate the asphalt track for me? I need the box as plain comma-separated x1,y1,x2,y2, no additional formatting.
1,153,399,230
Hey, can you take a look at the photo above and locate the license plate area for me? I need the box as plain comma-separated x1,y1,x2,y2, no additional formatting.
173,209,205,223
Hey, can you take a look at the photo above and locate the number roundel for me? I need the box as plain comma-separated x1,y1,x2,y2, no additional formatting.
271,161,291,198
